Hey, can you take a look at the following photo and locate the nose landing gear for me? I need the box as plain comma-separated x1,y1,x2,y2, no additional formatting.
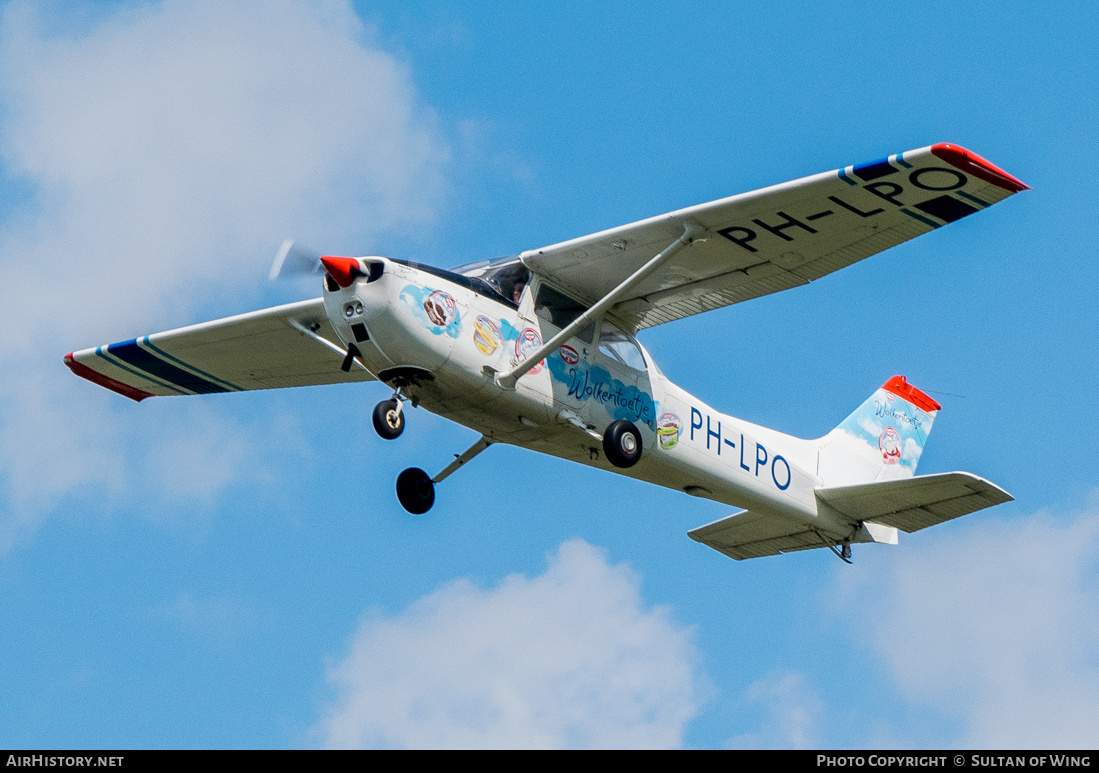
370,369,434,441
372,398,405,440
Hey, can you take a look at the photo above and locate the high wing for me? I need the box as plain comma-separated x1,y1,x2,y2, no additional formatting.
65,298,371,401
520,144,1028,330
688,472,1013,560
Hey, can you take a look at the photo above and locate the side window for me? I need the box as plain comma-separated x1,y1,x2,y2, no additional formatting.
598,321,646,372
535,284,593,343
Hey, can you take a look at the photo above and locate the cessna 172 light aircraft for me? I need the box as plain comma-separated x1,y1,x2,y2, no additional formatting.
65,143,1027,561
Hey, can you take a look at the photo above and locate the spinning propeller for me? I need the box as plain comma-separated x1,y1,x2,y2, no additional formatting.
268,240,323,281
270,240,381,287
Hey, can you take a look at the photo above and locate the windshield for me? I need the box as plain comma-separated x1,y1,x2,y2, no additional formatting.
391,258,519,309
449,255,530,308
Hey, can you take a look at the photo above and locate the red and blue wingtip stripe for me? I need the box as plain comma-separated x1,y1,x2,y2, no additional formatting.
930,143,1030,193
66,334,245,400
105,339,233,394
64,352,155,402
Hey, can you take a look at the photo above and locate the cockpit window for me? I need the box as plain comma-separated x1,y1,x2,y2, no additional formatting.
598,321,646,372
534,283,591,341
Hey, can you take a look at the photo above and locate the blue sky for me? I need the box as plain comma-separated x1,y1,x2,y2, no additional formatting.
1,0,1097,749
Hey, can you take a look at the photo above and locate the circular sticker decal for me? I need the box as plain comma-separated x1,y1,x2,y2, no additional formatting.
514,328,544,375
657,412,682,450
423,290,456,327
559,344,580,365
473,315,503,356
879,426,901,464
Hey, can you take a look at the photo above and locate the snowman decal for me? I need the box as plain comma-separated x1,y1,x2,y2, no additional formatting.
878,426,901,465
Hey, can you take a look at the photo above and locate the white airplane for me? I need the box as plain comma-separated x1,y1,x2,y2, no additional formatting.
65,143,1028,561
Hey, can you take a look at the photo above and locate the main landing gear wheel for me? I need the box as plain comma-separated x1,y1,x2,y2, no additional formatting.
396,467,435,514
603,419,643,468
372,399,405,440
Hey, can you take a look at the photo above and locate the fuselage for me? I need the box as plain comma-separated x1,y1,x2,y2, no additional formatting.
323,258,838,528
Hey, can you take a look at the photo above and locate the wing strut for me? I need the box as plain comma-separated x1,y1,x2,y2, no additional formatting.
287,318,376,377
495,222,704,389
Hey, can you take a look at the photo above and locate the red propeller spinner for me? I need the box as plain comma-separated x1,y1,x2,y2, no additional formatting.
319,256,362,288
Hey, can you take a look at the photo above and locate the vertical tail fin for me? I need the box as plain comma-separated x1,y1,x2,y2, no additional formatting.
816,376,941,487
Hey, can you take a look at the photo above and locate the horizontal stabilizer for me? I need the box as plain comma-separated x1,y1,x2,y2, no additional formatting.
816,472,1013,533
688,509,834,561
689,472,1011,561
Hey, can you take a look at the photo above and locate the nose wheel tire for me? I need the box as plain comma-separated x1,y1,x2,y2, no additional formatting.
603,419,643,468
396,467,435,514
372,399,405,440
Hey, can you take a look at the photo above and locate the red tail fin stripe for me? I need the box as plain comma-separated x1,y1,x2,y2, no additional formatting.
930,143,1030,193
882,375,941,413
64,353,154,402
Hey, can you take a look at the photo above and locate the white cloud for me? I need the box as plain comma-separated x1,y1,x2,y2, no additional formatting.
0,0,447,547
0,0,446,345
315,539,705,749
836,502,1099,748
724,671,823,749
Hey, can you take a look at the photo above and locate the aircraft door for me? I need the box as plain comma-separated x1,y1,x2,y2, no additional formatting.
588,320,657,434
534,281,657,435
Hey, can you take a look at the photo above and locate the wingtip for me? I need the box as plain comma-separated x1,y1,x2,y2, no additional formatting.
930,143,1030,193
64,352,154,402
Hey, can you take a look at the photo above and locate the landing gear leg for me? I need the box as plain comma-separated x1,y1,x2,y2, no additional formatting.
395,436,492,514
826,538,853,564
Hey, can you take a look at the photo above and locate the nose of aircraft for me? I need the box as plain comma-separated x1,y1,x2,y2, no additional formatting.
320,256,362,288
